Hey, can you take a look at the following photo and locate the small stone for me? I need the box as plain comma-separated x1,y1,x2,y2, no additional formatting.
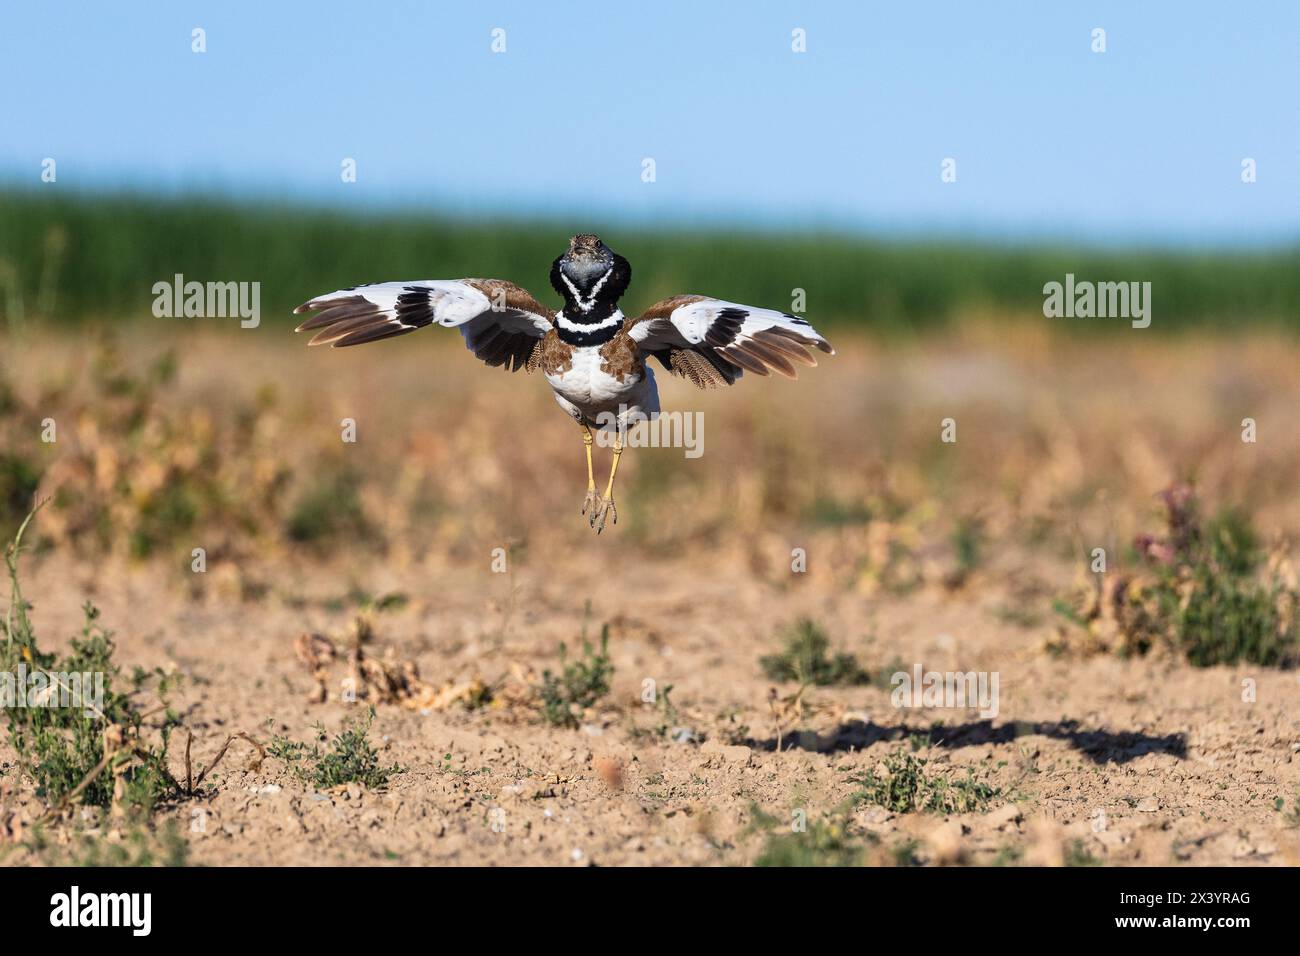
1136,797,1159,813
721,745,752,764
593,756,624,792
702,741,751,764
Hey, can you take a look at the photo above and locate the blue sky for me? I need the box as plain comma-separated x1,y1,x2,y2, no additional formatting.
2,1,1297,246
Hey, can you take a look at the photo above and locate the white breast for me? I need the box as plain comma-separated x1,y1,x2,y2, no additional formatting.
546,345,658,429
547,345,639,405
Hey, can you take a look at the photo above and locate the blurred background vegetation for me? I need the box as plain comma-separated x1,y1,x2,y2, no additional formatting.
1,186,1299,601
2,189,1298,334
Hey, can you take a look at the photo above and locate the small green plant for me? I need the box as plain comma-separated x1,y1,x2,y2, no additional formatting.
355,589,410,614
2,508,179,816
286,470,371,546
754,819,867,867
760,619,870,686
269,709,401,790
654,683,678,726
871,656,908,691
629,682,682,741
0,452,41,537
806,495,873,528
850,747,1001,815
1174,562,1295,667
1058,486,1299,667
22,819,190,867
945,515,984,587
890,837,923,867
1275,789,1300,827
540,611,613,728
747,804,922,868
1064,839,1102,867
991,843,1024,866
747,805,869,867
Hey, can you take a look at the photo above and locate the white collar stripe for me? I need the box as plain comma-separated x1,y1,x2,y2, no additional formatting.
557,309,623,331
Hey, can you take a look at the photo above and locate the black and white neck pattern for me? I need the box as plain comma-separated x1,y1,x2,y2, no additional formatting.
556,308,624,346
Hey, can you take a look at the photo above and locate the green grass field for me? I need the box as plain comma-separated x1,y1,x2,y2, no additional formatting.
2,188,1298,332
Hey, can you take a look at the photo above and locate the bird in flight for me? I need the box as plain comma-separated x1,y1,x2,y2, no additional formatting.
294,234,833,533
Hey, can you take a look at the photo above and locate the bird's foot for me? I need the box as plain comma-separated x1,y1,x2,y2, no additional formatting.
591,496,618,534
581,487,603,517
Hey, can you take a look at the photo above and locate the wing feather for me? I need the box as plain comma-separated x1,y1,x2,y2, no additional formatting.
294,279,554,372
626,296,832,389
721,345,771,376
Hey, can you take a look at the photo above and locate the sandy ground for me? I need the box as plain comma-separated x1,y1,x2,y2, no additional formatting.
2,324,1300,866
4,542,1297,867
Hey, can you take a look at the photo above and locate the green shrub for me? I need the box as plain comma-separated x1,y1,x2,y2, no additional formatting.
540,616,613,729
269,709,400,790
760,618,870,686
1056,486,1300,667
286,470,370,546
1143,489,1297,666
755,819,867,867
851,748,1001,815
0,452,41,537
2,509,179,814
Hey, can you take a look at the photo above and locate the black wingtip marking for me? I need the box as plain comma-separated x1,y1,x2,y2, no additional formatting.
395,289,439,328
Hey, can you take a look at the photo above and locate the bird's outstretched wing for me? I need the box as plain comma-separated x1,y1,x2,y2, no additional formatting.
626,295,833,388
294,279,554,372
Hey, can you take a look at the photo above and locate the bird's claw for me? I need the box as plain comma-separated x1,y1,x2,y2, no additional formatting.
592,497,617,534
582,488,602,517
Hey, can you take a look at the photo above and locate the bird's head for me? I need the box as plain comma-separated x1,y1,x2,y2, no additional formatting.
550,234,631,317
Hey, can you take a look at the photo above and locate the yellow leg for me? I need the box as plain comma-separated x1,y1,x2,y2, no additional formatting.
583,426,596,491
580,426,601,516
603,438,623,500
592,437,623,533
